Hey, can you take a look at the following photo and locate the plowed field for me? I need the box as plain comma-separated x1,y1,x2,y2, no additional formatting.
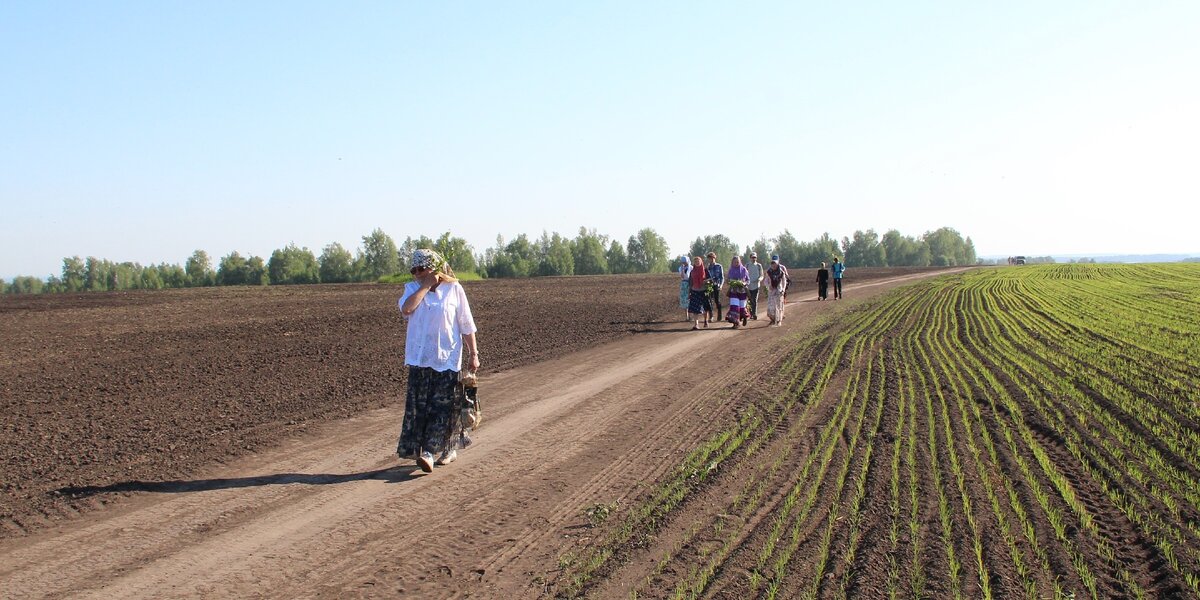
13,265,1189,600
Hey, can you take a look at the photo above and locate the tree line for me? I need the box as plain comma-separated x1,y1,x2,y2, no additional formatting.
2,226,976,294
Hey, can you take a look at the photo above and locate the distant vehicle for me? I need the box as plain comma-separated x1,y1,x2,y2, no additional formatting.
1013,256,1026,265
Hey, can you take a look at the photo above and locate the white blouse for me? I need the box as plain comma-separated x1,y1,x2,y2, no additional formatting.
398,280,478,372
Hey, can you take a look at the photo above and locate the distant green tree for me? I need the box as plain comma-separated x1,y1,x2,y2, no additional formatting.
486,234,538,278
6,276,44,294
745,236,771,263
110,262,140,290
924,227,972,267
246,255,269,285
434,232,477,274
84,257,111,291
771,230,803,267
881,230,928,266
218,252,267,285
157,263,189,288
572,227,609,275
185,250,215,287
62,256,85,292
537,231,575,276
627,228,670,273
688,234,741,264
139,267,164,290
218,252,250,285
268,243,320,285
318,242,354,283
361,228,400,280
606,240,629,274
841,229,886,267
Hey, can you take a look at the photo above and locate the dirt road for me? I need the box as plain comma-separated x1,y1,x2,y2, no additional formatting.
0,272,949,599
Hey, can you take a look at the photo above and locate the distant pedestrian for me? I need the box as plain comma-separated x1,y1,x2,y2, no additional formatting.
725,256,750,328
705,252,725,322
816,262,830,300
687,256,711,329
831,257,845,299
765,255,789,326
397,249,481,473
746,252,764,320
677,256,691,320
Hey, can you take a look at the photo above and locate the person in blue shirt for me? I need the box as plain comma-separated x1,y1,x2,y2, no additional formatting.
831,256,845,299
705,252,725,321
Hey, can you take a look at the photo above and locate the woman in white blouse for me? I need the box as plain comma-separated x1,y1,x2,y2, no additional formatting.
397,249,481,473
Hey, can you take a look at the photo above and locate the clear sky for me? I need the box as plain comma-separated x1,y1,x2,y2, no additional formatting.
3,2,1198,278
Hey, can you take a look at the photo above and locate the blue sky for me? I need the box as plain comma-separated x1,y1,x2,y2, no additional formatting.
3,2,1198,278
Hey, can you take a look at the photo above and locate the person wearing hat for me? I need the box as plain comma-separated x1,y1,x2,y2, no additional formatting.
397,248,480,473
764,254,790,326
705,252,725,322
746,252,765,320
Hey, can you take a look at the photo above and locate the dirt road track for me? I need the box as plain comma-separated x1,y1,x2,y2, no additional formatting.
0,271,952,599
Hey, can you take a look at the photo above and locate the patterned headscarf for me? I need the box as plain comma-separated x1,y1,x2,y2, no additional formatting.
410,248,448,273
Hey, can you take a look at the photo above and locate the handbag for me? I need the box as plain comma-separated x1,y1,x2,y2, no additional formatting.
460,369,482,429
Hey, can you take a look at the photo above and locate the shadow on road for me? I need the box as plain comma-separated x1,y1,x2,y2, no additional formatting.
55,466,419,498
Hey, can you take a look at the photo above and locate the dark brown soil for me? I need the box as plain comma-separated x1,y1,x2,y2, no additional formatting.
1,274,682,533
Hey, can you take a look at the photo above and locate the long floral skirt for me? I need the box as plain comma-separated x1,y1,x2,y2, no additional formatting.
767,289,786,322
397,366,467,458
687,289,710,315
679,279,690,310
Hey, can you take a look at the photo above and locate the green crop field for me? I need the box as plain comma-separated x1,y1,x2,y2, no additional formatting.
554,264,1200,599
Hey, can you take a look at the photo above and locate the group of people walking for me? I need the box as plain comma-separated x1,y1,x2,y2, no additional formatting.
393,247,847,475
678,253,846,329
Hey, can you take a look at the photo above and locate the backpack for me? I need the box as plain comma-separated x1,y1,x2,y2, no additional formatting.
768,266,784,288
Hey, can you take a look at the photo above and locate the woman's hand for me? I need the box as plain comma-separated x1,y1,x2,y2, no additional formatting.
468,353,481,372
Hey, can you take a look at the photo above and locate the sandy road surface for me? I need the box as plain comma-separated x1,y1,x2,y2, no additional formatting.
0,271,953,599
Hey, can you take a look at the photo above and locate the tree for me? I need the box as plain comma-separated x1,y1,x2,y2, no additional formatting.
6,276,43,294
268,243,320,285
688,234,741,264
626,228,670,273
771,230,802,268
572,227,609,275
434,232,477,275
246,256,269,285
745,236,771,264
218,252,250,285
537,231,575,276
185,250,215,287
841,229,886,267
361,228,400,280
318,242,354,283
218,252,268,286
606,240,629,274
84,257,110,291
924,227,972,267
61,256,85,292
485,234,538,278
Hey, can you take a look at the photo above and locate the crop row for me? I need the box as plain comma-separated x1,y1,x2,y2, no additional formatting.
553,264,1199,599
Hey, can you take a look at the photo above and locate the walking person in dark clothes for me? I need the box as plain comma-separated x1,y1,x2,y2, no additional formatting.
705,252,725,321
816,261,830,301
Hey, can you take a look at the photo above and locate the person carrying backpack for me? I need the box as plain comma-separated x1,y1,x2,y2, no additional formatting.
765,255,790,326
